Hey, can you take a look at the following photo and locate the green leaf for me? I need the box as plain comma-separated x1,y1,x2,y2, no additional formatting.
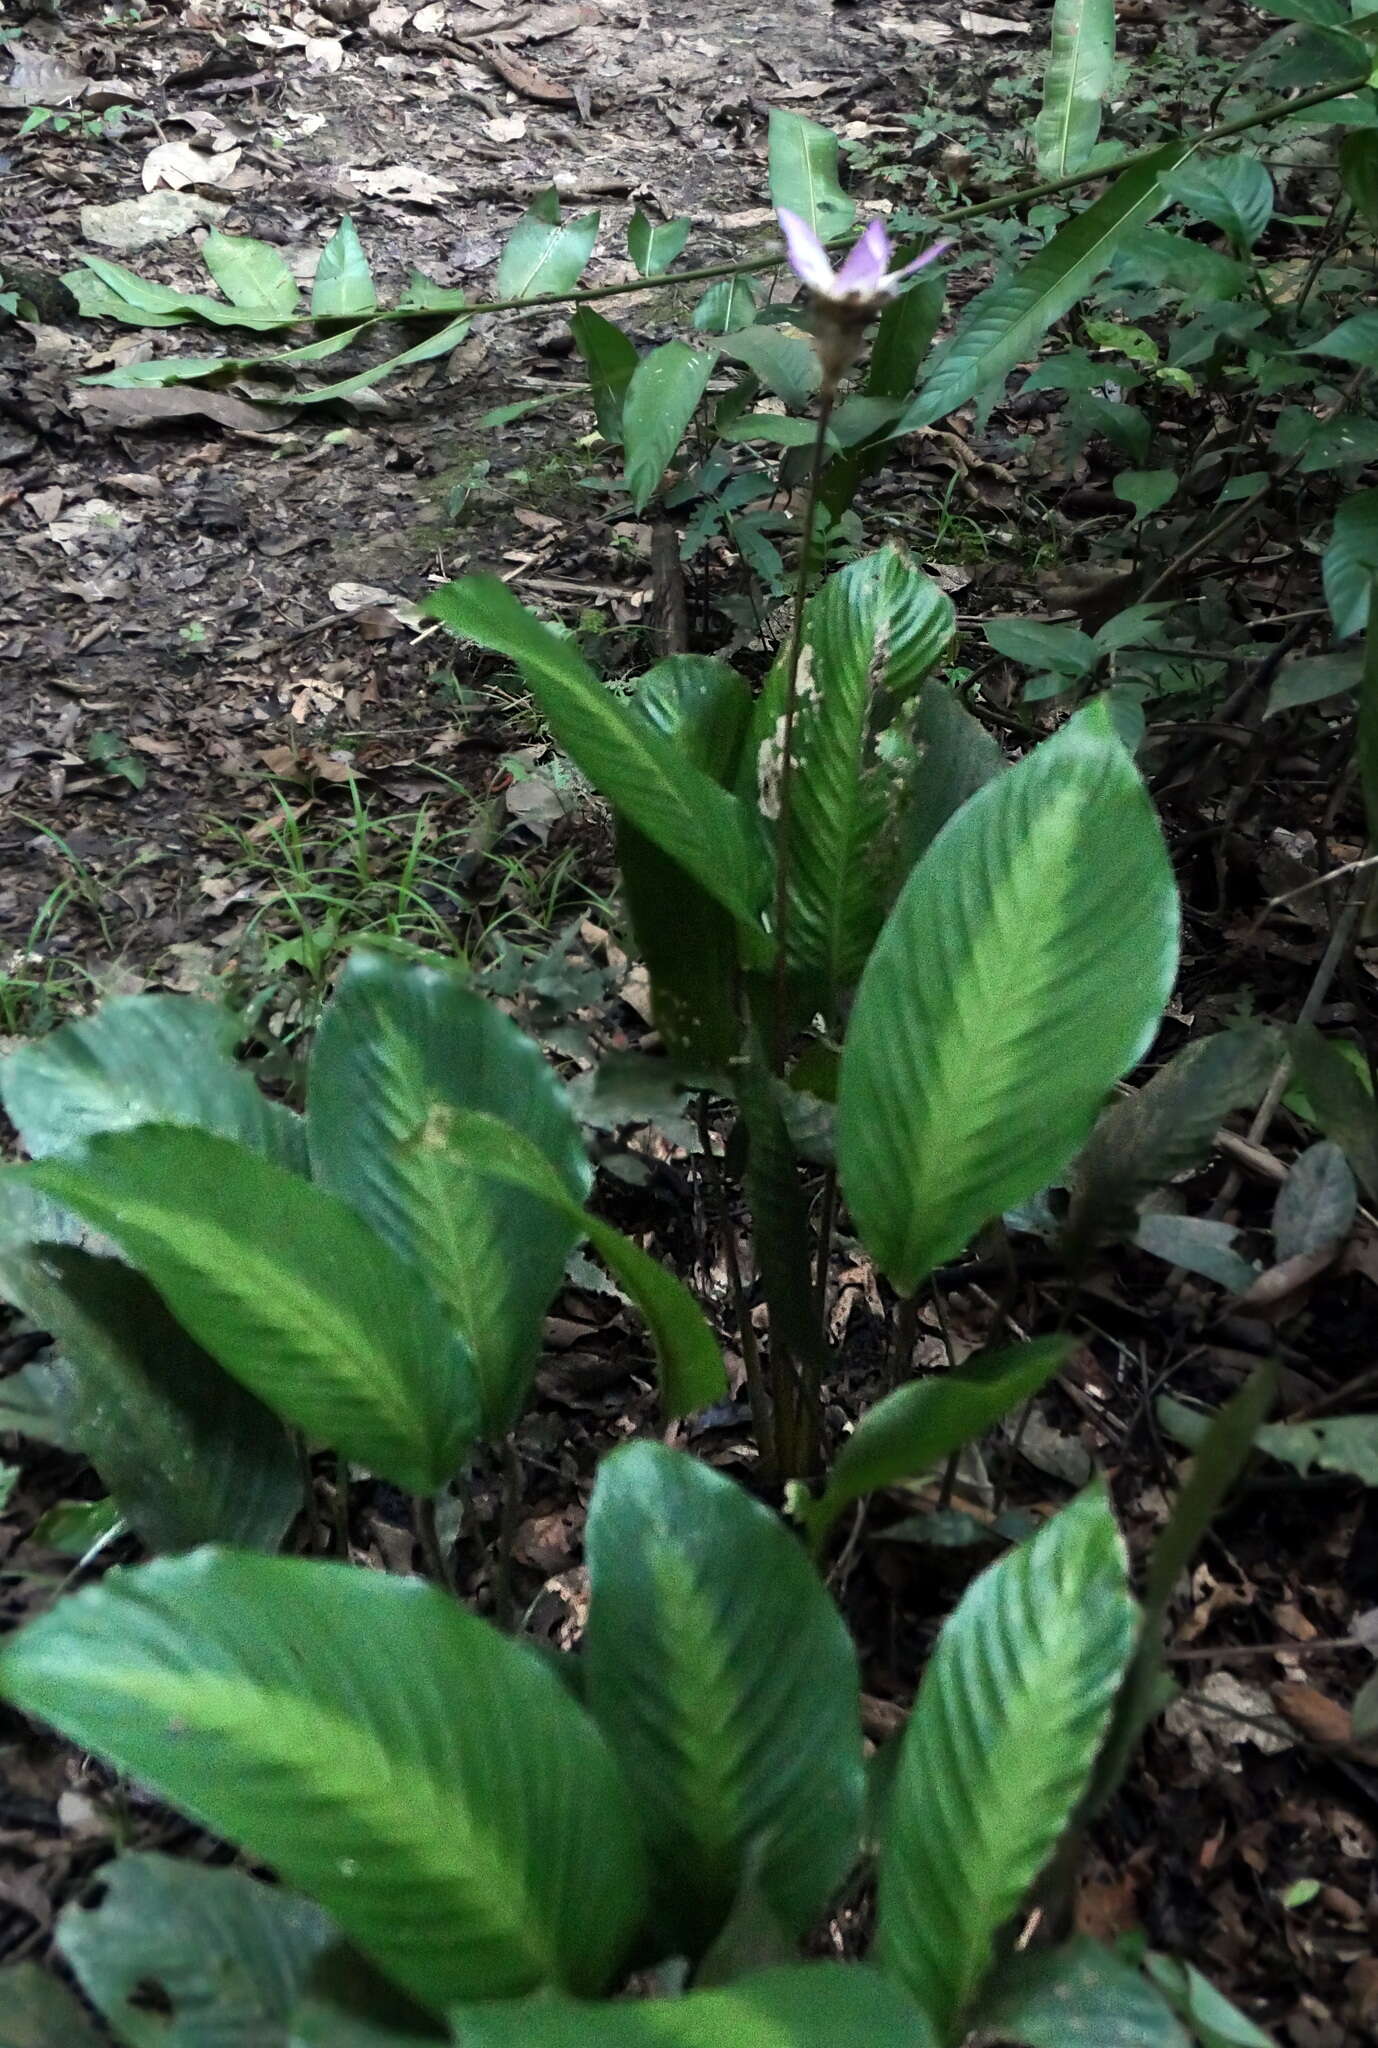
1162,153,1275,250
1254,1413,1378,1484
24,1128,476,1496
1264,649,1364,715
33,1497,123,1557
801,1337,1072,1552
455,1966,935,2046
1273,1141,1356,1259
308,951,590,1439
1066,1025,1278,1245
627,212,690,276
820,277,946,520
895,680,1004,864
616,657,752,1067
876,1487,1138,2041
1035,0,1116,177
584,1443,863,1955
495,190,599,300
1135,1212,1257,1291
1361,591,1378,844
693,276,760,334
904,145,1189,430
424,575,769,933
59,1852,333,2048
771,547,956,989
837,701,1179,1295
311,219,377,319
719,327,820,409
767,110,855,241
0,1964,105,2048
415,1108,726,1417
983,617,1096,675
80,324,369,392
977,1940,1191,2048
0,1552,645,2013
279,318,470,408
63,264,194,328
623,341,716,510
570,306,637,443
1289,1026,1378,1198
1141,1954,1276,2048
720,413,835,449
1324,489,1378,639
1341,130,1378,231
0,1245,300,1554
0,994,306,1172
202,231,301,314
74,255,297,332
1092,1367,1275,1814
1304,309,1378,364
1114,467,1178,520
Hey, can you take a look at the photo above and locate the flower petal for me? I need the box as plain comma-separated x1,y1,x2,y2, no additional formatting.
777,207,835,294
889,236,954,284
833,217,892,297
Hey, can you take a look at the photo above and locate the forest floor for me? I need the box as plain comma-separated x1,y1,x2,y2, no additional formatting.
2,0,1377,2041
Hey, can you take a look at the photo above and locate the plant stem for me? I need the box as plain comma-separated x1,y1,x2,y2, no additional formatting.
357,74,1364,334
888,1292,919,1392
697,1094,775,1476
814,1168,838,1315
413,1493,455,1594
496,1436,523,1633
770,388,836,1069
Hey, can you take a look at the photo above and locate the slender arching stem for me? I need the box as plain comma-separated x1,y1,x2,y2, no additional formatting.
770,387,836,1070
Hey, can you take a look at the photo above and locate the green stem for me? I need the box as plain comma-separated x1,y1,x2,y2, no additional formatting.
770,387,836,1070
413,1493,455,1594
496,1436,523,1633
697,1093,775,1477
352,73,1365,336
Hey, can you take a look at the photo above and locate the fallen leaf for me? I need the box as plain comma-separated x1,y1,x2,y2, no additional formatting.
305,35,346,70
0,50,92,108
71,387,287,434
328,579,396,611
484,112,528,142
142,140,244,193
484,45,573,99
879,17,953,41
959,8,1031,29
348,163,459,203
81,191,229,252
411,0,448,25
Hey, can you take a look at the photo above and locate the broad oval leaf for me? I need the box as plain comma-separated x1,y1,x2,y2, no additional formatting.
0,1963,105,2048
904,145,1190,430
1035,0,1116,177
570,306,638,443
802,1337,1071,1552
455,1965,935,2046
584,1443,864,1955
1067,1024,1278,1248
59,1851,333,2048
308,952,589,1439
0,994,306,1172
876,1488,1138,2040
976,1939,1191,2048
495,189,599,300
1323,487,1378,639
23,1127,476,1496
1341,130,1378,233
203,231,301,315
719,327,820,410
312,218,377,319
617,657,752,1066
1161,153,1275,252
623,341,716,511
895,678,1004,865
0,1244,300,1555
627,211,690,277
759,547,956,991
416,1109,726,1417
1288,1025,1378,1199
0,1551,646,2013
693,276,760,334
424,575,769,936
837,701,1179,1295
767,110,855,241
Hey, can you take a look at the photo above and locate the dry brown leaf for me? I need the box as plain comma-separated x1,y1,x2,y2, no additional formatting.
484,44,573,99
959,8,1031,30
72,388,286,435
142,140,244,193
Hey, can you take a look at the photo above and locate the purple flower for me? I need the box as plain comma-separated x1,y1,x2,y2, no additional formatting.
777,208,950,309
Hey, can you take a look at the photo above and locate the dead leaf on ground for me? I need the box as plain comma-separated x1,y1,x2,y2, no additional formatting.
81,191,229,252
0,51,92,108
142,140,244,193
959,9,1032,31
483,45,574,99
71,388,287,435
348,164,460,203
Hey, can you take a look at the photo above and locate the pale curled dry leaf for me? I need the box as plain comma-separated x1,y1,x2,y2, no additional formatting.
142,142,244,195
